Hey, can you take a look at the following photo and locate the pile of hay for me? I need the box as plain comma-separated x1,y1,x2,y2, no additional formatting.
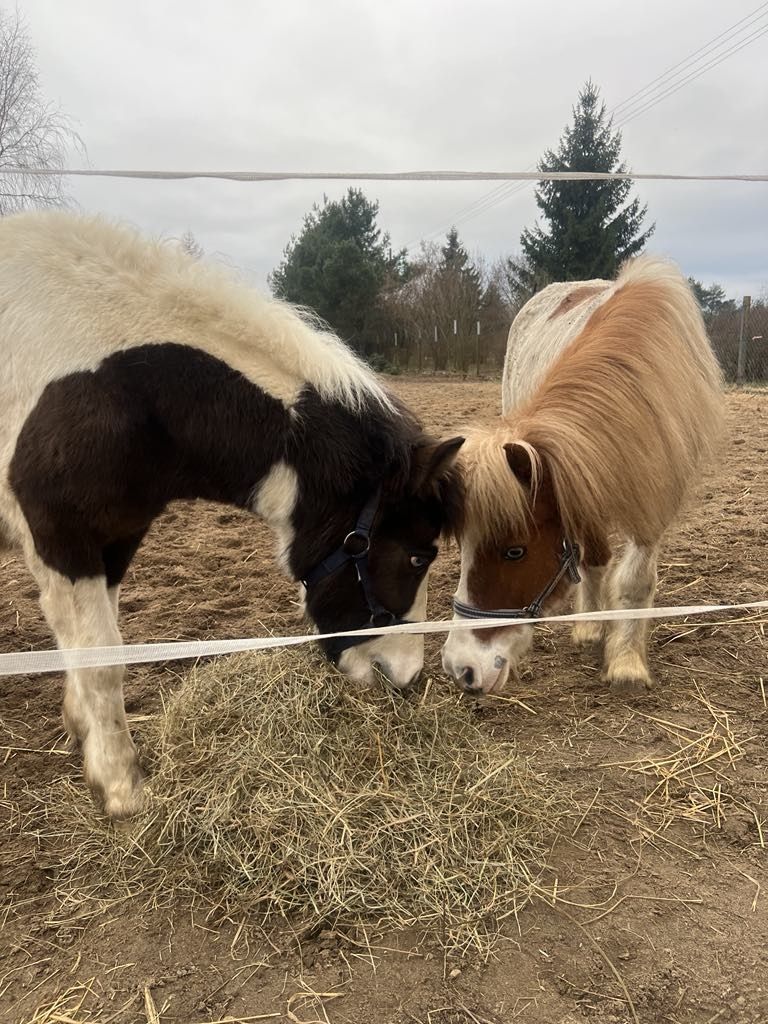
37,650,566,951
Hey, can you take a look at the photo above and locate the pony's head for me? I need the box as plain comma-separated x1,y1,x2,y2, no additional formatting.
308,437,463,687
286,390,464,688
441,428,584,695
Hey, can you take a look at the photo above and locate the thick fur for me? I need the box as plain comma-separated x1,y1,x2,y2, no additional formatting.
445,257,724,696
0,211,464,816
462,257,724,551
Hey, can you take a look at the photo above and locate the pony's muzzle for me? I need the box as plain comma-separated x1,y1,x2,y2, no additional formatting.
374,660,422,690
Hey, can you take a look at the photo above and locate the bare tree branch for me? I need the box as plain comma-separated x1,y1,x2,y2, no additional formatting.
0,6,84,215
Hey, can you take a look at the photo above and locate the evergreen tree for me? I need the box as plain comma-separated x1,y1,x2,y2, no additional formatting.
270,189,406,355
441,226,482,297
687,277,737,318
436,228,483,372
521,81,654,282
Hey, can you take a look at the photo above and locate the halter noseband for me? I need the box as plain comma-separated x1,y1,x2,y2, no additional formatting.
301,487,411,653
452,538,582,621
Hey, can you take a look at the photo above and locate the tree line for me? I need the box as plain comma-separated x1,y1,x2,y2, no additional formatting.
270,81,663,373
269,82,762,377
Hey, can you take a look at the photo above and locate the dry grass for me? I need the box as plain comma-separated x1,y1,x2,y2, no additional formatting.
601,682,760,848
24,650,566,955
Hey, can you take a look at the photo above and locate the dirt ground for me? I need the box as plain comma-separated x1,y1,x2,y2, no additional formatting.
1,379,766,1024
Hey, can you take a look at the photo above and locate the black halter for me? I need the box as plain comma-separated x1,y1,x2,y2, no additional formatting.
452,538,582,621
301,487,411,653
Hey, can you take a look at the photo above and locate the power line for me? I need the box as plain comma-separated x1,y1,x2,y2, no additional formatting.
611,1,768,118
410,4,768,248
617,22,768,126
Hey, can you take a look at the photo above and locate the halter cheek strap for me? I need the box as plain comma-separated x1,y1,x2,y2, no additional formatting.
452,539,582,621
301,487,411,653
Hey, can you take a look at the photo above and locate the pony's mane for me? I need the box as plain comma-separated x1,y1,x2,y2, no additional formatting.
462,257,724,547
459,428,541,543
13,211,391,413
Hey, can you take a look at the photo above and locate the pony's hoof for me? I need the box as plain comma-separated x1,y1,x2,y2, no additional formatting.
102,771,146,821
87,763,146,820
607,674,652,697
603,651,652,696
572,622,603,646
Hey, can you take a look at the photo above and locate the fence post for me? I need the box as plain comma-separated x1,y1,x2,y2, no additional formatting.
737,295,751,383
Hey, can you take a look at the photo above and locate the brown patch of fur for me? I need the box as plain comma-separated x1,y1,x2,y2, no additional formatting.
548,284,608,320
467,521,562,636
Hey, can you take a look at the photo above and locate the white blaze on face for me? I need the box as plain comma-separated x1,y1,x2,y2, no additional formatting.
337,574,429,688
441,536,534,694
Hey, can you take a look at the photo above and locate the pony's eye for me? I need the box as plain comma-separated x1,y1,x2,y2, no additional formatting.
410,554,431,570
503,546,526,561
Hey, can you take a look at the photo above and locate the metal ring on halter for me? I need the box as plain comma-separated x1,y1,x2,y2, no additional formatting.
342,530,371,557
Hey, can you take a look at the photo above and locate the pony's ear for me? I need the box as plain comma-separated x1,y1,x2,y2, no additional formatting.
503,442,537,487
410,436,465,494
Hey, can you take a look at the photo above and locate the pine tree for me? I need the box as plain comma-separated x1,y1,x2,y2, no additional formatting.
270,189,406,356
441,226,482,297
687,278,736,318
436,228,483,372
520,81,654,282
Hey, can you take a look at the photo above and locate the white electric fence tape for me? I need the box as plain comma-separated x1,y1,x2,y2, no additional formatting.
0,600,765,677
1,169,767,183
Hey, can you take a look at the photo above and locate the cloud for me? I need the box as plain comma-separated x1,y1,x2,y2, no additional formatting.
19,0,768,296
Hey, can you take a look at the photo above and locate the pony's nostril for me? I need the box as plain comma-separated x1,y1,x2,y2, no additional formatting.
458,666,475,689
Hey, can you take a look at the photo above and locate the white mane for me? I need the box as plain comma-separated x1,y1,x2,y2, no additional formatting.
0,210,391,411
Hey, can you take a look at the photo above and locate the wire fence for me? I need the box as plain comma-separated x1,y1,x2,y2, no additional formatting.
370,302,768,383
709,300,768,383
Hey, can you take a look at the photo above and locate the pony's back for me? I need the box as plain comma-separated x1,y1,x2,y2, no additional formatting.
0,210,387,415
501,258,722,419
504,257,724,544
502,278,613,412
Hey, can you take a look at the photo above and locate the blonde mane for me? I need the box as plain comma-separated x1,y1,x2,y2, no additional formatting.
461,257,724,547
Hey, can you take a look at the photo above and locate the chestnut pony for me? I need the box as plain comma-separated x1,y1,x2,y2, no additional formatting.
442,257,723,696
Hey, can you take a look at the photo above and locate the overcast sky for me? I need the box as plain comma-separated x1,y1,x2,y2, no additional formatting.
20,0,768,298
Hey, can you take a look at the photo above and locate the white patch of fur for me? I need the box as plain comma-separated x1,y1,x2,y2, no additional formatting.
252,462,298,571
0,210,390,410
572,563,607,646
442,539,534,694
31,560,143,818
502,279,613,411
603,541,658,690
441,621,533,695
338,575,429,688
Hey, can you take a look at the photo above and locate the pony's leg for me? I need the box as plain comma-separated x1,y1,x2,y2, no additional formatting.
572,564,608,646
603,542,659,695
32,557,142,818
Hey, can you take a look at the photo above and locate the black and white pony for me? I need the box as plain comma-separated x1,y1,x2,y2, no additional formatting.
0,211,463,818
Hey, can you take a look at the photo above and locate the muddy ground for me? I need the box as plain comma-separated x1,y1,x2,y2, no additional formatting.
1,379,766,1024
